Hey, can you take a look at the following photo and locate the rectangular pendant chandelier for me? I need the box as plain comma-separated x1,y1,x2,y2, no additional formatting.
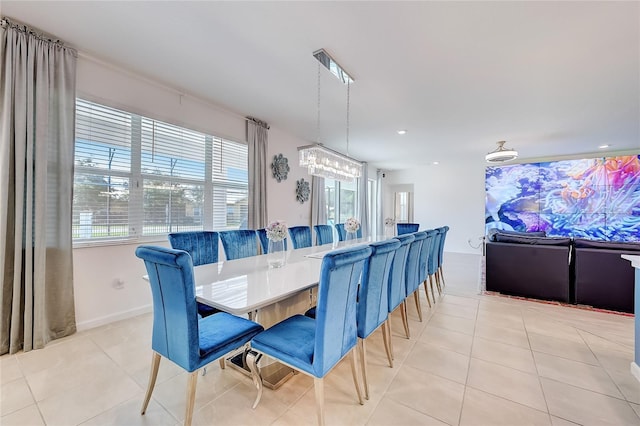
298,144,363,182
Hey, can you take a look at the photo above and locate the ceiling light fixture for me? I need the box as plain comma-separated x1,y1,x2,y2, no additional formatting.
312,49,354,85
485,140,518,163
299,49,362,182
598,144,611,149
397,130,407,135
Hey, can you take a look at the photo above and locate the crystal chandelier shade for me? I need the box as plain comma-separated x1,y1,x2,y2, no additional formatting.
298,144,362,183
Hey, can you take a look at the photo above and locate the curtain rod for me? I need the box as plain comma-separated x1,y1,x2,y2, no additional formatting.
1,16,77,56
247,116,270,129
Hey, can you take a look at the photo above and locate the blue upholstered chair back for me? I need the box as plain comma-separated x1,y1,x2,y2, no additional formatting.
437,226,449,267
313,225,334,245
219,230,258,260
289,226,312,249
415,231,432,282
405,232,426,295
335,223,363,241
357,239,400,339
135,246,200,371
428,230,442,275
423,230,438,277
397,223,420,235
256,228,288,253
168,231,219,266
313,245,371,377
388,234,415,312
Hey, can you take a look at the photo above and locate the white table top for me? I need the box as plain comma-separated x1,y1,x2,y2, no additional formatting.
194,236,385,315
622,254,640,269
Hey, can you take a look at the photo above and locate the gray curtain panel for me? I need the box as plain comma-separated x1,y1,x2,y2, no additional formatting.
0,19,77,354
357,163,369,237
376,169,384,237
247,117,268,229
311,175,327,226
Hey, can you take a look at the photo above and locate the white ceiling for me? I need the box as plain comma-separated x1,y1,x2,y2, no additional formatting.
3,1,639,170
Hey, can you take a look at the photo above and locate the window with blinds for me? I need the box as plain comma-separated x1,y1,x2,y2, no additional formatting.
73,98,248,243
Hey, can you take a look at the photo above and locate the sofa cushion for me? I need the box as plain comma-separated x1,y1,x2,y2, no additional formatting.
574,238,640,252
487,229,546,242
494,234,571,246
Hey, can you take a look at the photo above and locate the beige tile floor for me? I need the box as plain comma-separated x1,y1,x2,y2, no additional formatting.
2,253,639,425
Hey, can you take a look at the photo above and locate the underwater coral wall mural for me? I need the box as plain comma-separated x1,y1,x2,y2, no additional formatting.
485,155,640,241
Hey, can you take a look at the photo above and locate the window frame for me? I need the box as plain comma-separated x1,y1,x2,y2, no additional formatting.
72,98,248,247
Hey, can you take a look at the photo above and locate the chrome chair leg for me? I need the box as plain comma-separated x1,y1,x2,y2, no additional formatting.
381,321,393,367
413,290,423,321
400,301,410,339
185,371,198,426
247,351,263,409
358,338,369,400
422,280,432,308
314,378,325,426
349,348,364,405
430,275,439,302
141,352,161,415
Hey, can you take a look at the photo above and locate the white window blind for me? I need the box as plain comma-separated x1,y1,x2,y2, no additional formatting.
73,98,248,243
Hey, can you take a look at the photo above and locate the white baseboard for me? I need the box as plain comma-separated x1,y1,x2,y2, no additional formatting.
76,304,152,331
631,362,640,383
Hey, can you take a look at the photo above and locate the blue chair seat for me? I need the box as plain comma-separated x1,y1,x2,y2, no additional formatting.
251,314,316,372
199,313,264,358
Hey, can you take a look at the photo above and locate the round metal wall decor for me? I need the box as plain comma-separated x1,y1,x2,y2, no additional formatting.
296,178,310,204
271,153,290,182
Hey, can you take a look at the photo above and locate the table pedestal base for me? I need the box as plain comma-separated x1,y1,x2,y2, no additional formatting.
226,351,295,390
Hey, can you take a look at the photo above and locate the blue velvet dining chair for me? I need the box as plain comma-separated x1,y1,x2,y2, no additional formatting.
313,224,334,246
288,225,313,249
405,232,427,326
219,230,258,260
135,246,263,426
256,228,288,253
437,226,450,289
335,223,362,241
387,233,415,350
397,223,419,235
428,229,443,295
247,245,372,426
168,231,220,318
421,230,438,305
356,239,400,400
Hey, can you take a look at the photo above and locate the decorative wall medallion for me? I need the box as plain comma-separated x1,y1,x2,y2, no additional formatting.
296,178,310,203
271,153,290,182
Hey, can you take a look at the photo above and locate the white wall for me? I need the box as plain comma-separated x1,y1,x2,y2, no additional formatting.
73,57,311,330
382,154,486,255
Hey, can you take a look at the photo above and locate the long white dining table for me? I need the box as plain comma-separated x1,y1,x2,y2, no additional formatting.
193,236,384,318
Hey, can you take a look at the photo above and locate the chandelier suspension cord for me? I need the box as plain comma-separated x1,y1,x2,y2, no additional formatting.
316,61,321,145
346,80,351,157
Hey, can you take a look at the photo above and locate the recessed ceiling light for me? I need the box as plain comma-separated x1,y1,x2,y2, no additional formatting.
598,144,611,149
397,130,407,135
432,161,439,165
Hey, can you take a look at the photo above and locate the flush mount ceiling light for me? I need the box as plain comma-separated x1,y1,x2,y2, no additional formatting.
397,130,407,135
485,140,519,163
299,49,362,182
598,144,611,149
